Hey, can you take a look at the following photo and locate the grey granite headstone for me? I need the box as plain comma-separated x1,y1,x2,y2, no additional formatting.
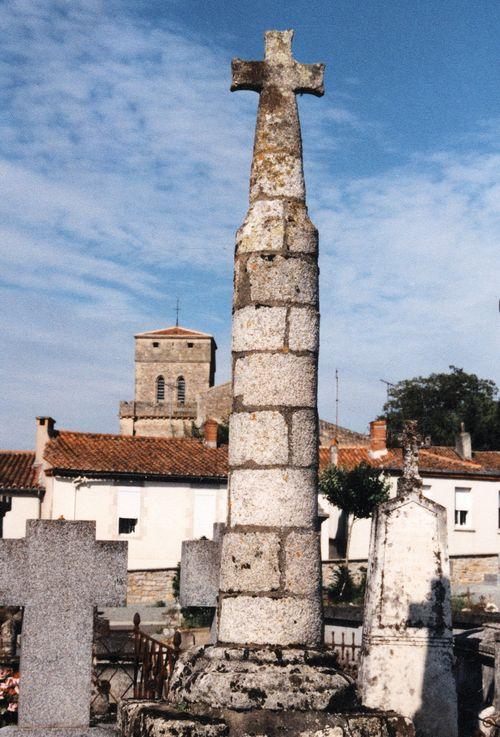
179,524,224,608
0,520,127,733
359,421,457,737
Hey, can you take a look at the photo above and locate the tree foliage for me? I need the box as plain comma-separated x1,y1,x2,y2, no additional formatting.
380,366,500,450
319,463,390,564
319,462,391,521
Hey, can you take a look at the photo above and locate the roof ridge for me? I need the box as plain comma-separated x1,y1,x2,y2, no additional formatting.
420,447,481,467
56,430,203,441
0,449,35,455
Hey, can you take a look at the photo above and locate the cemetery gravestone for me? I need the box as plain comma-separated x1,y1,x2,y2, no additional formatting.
0,520,127,735
359,421,458,737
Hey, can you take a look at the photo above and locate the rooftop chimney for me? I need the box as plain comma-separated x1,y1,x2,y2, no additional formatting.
35,416,56,465
455,422,472,461
369,419,387,458
204,418,218,448
329,439,338,466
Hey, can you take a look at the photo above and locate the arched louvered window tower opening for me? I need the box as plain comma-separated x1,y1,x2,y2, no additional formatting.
176,376,186,406
156,375,165,402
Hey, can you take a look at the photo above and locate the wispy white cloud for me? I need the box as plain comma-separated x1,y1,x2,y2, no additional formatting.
316,149,500,431
0,0,498,447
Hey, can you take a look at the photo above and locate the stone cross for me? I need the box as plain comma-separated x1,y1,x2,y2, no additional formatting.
215,30,325,649
397,419,423,495
232,30,324,203
167,31,355,715
0,520,127,730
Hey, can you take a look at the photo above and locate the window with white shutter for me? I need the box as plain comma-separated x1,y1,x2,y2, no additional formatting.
454,488,471,528
117,489,141,535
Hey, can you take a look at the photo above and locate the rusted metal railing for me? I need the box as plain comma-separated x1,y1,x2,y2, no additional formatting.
331,631,361,677
132,613,181,700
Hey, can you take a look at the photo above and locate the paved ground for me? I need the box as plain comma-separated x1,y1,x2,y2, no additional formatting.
100,605,179,629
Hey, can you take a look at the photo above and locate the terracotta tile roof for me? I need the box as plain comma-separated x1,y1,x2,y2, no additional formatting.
318,420,368,447
319,445,500,478
473,451,500,472
135,326,213,338
0,451,41,491
44,432,228,479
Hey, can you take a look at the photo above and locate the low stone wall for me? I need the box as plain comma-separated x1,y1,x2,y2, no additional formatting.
450,554,499,586
126,556,499,606
127,568,177,606
322,560,368,588
322,554,499,590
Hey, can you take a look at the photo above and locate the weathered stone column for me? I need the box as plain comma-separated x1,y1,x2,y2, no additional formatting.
218,28,324,649
359,421,458,737
168,30,355,714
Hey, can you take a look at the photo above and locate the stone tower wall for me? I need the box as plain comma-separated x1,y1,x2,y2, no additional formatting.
134,336,215,406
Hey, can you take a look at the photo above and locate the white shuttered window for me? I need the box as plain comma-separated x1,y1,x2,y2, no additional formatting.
117,489,141,534
454,487,471,528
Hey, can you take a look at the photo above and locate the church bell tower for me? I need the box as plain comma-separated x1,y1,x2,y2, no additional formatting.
119,326,216,437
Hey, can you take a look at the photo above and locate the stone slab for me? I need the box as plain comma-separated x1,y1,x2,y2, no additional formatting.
232,306,287,351
0,729,118,736
180,538,220,608
118,700,414,737
233,354,316,408
168,646,354,712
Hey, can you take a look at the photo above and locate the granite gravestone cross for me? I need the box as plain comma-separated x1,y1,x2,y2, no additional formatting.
0,520,127,733
359,420,458,737
168,30,354,714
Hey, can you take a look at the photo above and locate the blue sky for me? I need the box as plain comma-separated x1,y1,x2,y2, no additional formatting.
1,0,499,449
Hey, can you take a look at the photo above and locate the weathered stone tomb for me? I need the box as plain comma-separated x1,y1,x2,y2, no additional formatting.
0,519,127,736
359,421,458,737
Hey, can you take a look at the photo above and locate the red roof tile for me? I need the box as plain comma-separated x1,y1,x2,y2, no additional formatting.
319,445,500,478
0,451,41,491
45,432,228,479
473,451,500,472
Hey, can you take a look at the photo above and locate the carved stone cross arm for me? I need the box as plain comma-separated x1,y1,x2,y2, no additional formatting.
231,30,324,96
231,30,325,202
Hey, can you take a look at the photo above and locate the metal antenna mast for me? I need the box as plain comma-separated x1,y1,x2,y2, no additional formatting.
335,369,339,441
175,298,180,327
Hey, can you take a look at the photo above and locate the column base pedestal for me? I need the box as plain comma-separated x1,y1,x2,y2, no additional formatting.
118,700,414,737
169,645,355,711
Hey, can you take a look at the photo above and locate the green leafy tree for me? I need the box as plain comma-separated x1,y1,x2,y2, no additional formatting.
319,462,390,566
381,366,500,450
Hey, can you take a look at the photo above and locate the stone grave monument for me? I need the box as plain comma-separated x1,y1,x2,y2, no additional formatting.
0,519,127,736
179,522,224,640
359,420,458,737
118,29,414,737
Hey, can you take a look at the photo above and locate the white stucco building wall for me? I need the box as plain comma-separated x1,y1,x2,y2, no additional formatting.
323,474,500,561
3,496,41,538
44,476,227,570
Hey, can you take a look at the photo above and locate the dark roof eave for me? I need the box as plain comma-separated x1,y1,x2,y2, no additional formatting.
48,468,227,484
0,486,44,498
380,466,500,481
